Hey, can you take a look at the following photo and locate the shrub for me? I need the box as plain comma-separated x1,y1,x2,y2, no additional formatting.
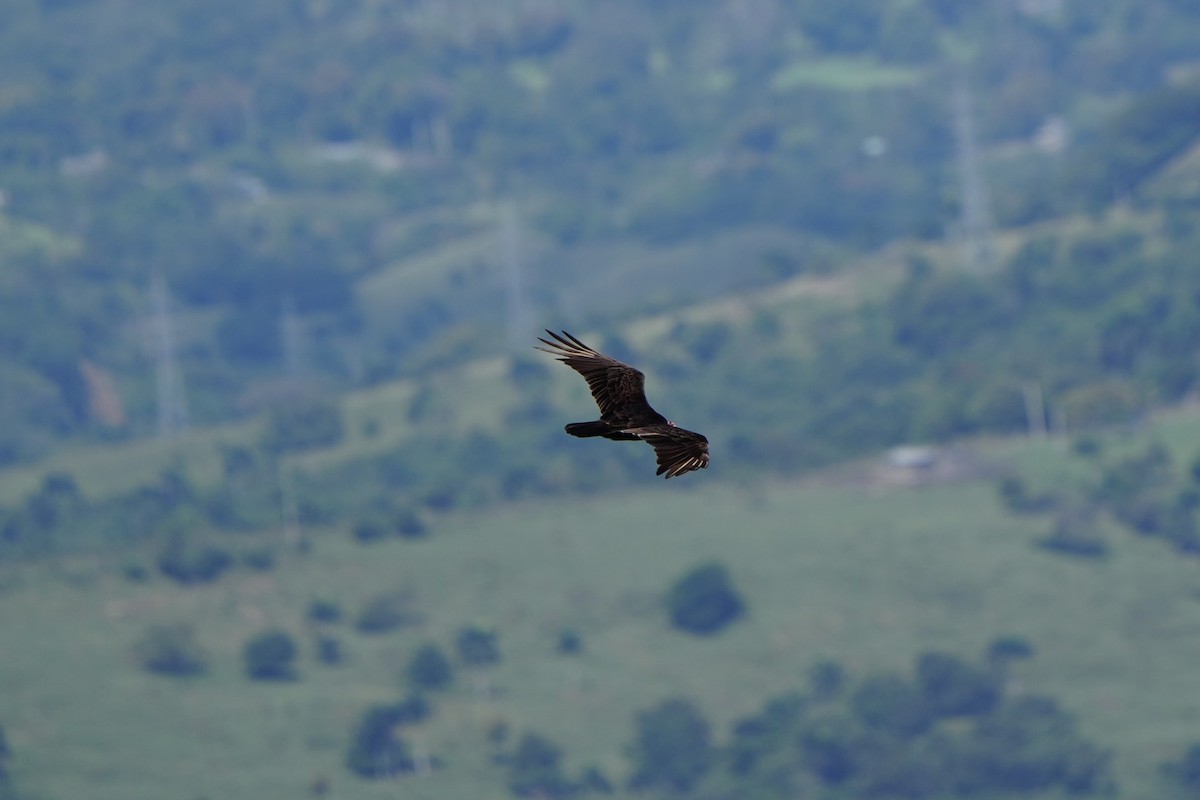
1162,743,1200,790
456,626,500,667
627,697,714,793
916,651,1000,718
307,597,343,624
987,635,1035,666
355,590,420,634
850,674,933,738
506,733,575,799
406,644,453,692
243,629,299,681
351,518,389,544
346,703,415,778
156,536,233,585
1037,507,1109,558
132,624,207,677
556,628,583,656
666,561,745,635
315,635,343,666
395,509,428,539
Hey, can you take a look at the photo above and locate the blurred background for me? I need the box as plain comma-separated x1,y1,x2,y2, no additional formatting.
2,1,1200,798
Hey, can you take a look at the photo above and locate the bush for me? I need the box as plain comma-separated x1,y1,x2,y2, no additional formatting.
355,590,420,634
456,626,500,668
351,518,389,544
666,561,745,635
556,628,583,656
1162,743,1200,790
1037,507,1109,559
346,703,415,778
506,733,576,799
243,629,299,681
850,674,933,738
627,698,715,793
916,651,1000,718
315,635,343,666
132,624,207,677
156,536,233,585
406,643,453,691
307,597,343,624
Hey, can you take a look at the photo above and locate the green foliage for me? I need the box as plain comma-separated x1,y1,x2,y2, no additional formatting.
314,635,343,666
242,629,298,681
132,624,208,677
261,398,345,454
156,536,234,585
661,651,1113,799
1036,505,1110,559
354,589,420,635
556,628,583,656
915,651,1001,718
505,733,576,799
666,561,746,636
455,626,500,668
306,597,343,624
405,643,453,692
626,697,715,793
345,702,416,779
1162,743,1200,791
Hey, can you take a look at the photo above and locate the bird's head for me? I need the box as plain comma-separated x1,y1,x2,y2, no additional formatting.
667,420,676,427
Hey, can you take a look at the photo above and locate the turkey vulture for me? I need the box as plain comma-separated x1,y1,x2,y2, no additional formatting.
536,330,709,478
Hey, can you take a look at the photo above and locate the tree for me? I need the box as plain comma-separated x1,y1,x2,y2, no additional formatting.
456,626,500,697
405,643,452,692
1162,743,1200,791
916,651,1000,718
665,561,745,635
456,626,500,667
850,674,933,738
346,703,415,779
243,629,299,681
156,536,234,585
627,697,714,793
506,733,576,799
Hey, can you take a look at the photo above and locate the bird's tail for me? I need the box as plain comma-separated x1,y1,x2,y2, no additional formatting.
564,421,611,438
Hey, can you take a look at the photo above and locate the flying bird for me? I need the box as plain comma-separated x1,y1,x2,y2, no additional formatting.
536,330,709,479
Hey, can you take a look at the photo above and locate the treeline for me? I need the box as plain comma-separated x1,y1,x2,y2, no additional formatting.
452,645,1116,799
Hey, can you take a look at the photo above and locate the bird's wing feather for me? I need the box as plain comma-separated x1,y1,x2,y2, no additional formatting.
535,330,660,422
626,425,710,479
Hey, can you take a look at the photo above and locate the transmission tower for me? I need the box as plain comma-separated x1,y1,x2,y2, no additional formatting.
952,71,995,271
149,272,190,437
280,295,307,378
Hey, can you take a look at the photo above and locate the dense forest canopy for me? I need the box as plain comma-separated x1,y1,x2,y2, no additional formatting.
1,0,1199,471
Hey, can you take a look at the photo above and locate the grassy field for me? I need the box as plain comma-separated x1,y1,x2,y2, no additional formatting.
4,409,1200,799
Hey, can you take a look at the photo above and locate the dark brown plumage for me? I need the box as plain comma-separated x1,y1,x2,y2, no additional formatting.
535,330,709,479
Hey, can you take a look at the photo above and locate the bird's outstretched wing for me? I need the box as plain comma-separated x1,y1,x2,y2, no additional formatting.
534,330,665,425
628,425,710,479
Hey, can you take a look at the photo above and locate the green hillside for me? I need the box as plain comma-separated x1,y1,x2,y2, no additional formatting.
4,413,1200,799
4,1,1200,798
